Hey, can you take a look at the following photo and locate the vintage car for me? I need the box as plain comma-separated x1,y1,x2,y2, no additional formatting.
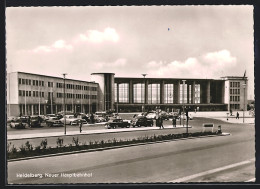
9,118,26,129
70,118,88,126
105,118,131,129
94,115,107,123
46,117,63,127
132,116,153,127
29,115,42,127
60,115,78,125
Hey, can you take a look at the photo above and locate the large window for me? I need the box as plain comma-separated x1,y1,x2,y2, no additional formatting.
114,84,118,102
164,84,174,103
179,84,187,103
118,83,129,103
148,84,160,104
133,83,145,103
194,84,200,104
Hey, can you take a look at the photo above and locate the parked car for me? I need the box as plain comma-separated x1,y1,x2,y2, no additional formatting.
95,115,107,123
132,116,153,127
44,114,56,121
7,116,16,123
146,113,156,119
70,118,88,126
20,115,30,124
29,115,42,127
9,118,26,129
60,115,78,125
105,118,131,129
46,117,63,127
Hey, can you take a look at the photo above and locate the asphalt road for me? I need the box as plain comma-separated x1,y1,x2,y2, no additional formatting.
7,117,255,184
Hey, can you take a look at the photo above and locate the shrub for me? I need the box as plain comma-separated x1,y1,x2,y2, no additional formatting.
40,139,48,149
25,141,33,151
72,137,79,147
56,137,64,148
11,145,17,154
19,144,26,154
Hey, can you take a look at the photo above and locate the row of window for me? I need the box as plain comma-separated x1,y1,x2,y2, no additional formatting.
115,83,201,104
230,88,240,95
230,104,240,110
56,82,97,91
230,95,240,102
19,78,97,91
56,93,97,99
19,90,44,97
230,82,240,88
19,78,45,86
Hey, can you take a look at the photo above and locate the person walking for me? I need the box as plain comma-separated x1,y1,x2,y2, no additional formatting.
79,122,82,133
172,117,176,127
159,116,164,129
236,112,240,119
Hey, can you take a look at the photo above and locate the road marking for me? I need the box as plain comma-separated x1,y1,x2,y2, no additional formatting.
169,158,255,182
246,178,255,182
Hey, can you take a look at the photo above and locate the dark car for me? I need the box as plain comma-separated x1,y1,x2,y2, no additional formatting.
46,117,63,127
20,115,30,124
9,118,26,129
29,116,42,127
105,118,131,129
71,118,88,126
132,116,153,127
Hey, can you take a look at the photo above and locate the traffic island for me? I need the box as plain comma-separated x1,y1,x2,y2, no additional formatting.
7,131,229,161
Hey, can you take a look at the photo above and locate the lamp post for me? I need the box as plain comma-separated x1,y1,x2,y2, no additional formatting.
182,80,186,127
242,83,246,123
63,73,67,135
142,74,147,113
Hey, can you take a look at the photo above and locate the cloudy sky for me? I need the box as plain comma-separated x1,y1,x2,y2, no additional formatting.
6,6,254,99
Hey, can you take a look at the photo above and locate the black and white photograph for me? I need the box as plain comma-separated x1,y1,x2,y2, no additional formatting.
6,5,255,184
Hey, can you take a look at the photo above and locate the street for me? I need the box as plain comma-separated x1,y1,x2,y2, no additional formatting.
7,117,255,184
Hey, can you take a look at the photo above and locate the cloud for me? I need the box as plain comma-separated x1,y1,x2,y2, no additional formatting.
92,58,127,70
146,50,237,78
28,27,119,53
76,27,119,43
32,40,73,53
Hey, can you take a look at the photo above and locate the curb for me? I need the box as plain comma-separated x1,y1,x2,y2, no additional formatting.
7,132,230,162
8,125,192,141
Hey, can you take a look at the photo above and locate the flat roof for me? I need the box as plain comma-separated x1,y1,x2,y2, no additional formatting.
11,71,97,84
114,77,223,81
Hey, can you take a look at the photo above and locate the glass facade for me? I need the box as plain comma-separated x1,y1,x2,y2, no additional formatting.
133,83,145,103
179,84,187,103
164,84,174,103
114,83,118,102
194,84,200,104
148,84,160,104
118,83,129,103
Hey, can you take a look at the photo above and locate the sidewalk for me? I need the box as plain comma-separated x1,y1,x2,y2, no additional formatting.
7,125,192,140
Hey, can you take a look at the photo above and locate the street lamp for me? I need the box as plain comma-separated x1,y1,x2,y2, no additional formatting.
142,74,147,113
63,73,67,135
242,83,246,123
182,80,186,127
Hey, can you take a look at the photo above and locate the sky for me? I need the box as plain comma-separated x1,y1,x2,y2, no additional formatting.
6,6,254,99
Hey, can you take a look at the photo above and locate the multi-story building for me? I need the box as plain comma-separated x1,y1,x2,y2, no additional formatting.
6,72,248,116
7,72,99,117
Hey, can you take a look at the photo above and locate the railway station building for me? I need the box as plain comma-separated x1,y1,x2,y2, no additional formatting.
7,72,248,116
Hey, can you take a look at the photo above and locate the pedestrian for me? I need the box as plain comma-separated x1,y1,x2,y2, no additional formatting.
28,116,31,127
160,116,164,129
236,112,240,119
172,117,176,127
79,122,82,133
90,113,94,124
230,109,233,116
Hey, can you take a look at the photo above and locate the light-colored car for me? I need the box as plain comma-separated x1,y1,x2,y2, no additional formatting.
60,115,78,125
94,115,107,123
46,117,63,127
9,118,26,129
146,113,156,119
